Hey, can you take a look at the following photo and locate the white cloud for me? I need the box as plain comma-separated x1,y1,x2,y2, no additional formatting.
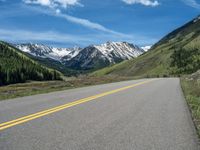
0,29,93,45
181,0,200,9
23,0,82,8
25,5,131,37
55,11,130,37
19,0,157,45
122,0,159,7
0,28,157,46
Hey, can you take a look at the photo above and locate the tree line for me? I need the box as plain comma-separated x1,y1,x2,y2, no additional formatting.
0,42,62,86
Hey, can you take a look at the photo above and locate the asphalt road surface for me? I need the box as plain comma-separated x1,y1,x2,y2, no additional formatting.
0,78,199,150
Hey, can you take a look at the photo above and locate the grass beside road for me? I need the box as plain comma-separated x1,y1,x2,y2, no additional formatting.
181,77,200,136
0,76,134,101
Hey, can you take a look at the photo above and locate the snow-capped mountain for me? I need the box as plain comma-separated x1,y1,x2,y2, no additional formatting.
64,42,144,70
95,42,143,60
15,41,144,70
15,43,82,61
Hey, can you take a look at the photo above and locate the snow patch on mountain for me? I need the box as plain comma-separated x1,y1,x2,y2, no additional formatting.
193,15,200,23
94,41,144,62
141,45,152,51
15,43,82,61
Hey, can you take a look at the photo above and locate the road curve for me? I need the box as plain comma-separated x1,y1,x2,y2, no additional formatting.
0,78,199,150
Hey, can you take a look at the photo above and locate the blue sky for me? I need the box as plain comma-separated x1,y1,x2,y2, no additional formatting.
0,0,200,47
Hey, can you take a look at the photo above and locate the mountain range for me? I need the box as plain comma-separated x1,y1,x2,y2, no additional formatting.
14,41,144,73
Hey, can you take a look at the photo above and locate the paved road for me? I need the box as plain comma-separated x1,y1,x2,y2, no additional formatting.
0,78,199,150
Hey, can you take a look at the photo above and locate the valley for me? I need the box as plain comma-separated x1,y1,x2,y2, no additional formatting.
14,41,145,75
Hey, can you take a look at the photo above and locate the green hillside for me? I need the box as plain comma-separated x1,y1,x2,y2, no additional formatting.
0,41,62,86
92,16,200,77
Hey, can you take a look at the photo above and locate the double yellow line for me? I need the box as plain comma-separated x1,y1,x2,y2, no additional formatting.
0,80,154,131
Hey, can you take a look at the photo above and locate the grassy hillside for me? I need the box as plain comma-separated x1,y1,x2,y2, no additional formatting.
0,41,62,86
92,16,200,77
181,70,200,136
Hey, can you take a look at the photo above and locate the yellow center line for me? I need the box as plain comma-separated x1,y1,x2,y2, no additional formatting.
0,79,155,131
